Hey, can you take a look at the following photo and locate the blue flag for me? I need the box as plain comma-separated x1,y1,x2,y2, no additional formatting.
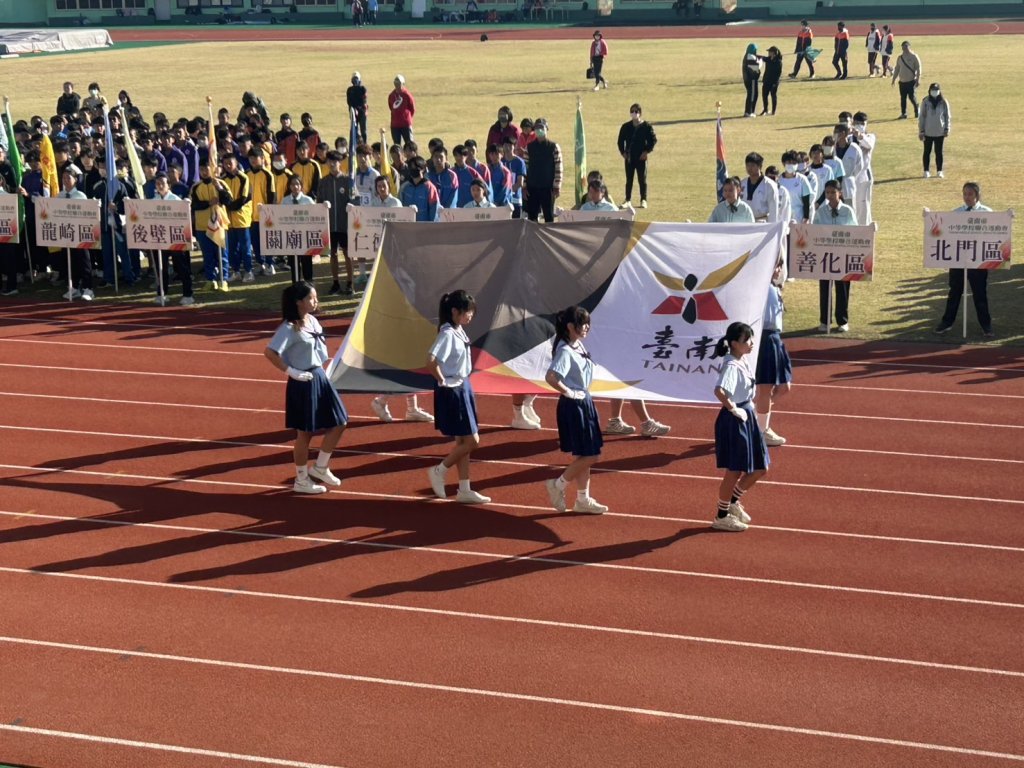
102,107,122,209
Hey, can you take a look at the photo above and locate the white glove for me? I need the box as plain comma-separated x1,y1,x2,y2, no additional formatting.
568,389,587,401
287,366,314,382
730,407,748,422
440,377,464,388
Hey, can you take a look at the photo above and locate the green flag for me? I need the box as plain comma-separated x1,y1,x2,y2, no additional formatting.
574,99,587,207
3,98,25,234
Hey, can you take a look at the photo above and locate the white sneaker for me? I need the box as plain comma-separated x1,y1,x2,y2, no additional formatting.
573,497,608,514
545,478,566,513
154,295,168,306
640,200,648,209
63,288,82,300
404,406,435,423
293,477,327,494
712,514,748,531
81,288,94,301
511,412,541,430
523,403,542,425
837,323,850,333
228,270,241,282
308,464,342,487
427,465,447,499
923,171,931,179
456,489,491,504
604,417,636,435
817,323,829,332
640,418,670,437
763,428,786,446
937,171,945,179
371,397,394,423
592,84,600,91
265,262,276,276
179,295,195,306
729,501,751,524
242,270,255,283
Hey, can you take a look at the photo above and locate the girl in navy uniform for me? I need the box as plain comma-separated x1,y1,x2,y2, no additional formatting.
712,322,769,532
264,281,348,494
544,306,607,515
755,263,792,447
426,290,491,504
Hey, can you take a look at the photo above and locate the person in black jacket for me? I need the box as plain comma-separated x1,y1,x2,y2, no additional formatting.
759,47,783,116
616,103,657,208
524,117,562,223
346,73,369,145
317,151,354,296
56,82,81,118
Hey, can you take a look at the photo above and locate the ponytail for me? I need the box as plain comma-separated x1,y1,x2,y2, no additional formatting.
281,280,314,328
438,288,476,329
715,321,754,358
552,305,591,354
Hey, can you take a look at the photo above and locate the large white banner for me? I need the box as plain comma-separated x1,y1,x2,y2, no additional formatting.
259,203,331,256
439,205,513,223
347,203,416,262
556,207,635,224
124,198,193,251
788,222,876,281
34,197,101,249
923,209,1013,270
0,195,19,244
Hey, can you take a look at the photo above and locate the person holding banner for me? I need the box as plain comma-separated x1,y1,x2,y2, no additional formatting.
712,322,767,532
789,19,815,79
426,289,490,505
935,182,994,337
319,150,355,296
57,165,94,302
812,179,858,332
370,175,401,207
265,281,348,495
544,306,608,515
755,263,791,447
152,173,194,306
281,174,316,283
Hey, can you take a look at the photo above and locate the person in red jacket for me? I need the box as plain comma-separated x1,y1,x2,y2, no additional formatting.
832,21,850,80
590,30,609,91
789,19,815,79
388,74,416,147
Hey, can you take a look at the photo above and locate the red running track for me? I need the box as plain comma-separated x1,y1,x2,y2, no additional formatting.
0,301,1023,768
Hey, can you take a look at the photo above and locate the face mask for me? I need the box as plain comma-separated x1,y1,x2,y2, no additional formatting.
272,161,285,171
90,89,99,96
784,164,797,174
823,146,834,157
534,128,546,139
929,89,940,97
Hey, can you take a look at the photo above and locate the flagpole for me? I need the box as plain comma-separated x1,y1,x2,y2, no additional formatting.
961,267,967,339
66,247,73,302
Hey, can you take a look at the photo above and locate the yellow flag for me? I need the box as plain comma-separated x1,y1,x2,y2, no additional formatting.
39,134,60,197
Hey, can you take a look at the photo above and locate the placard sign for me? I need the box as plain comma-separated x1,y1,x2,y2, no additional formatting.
557,207,635,224
923,210,1012,270
124,199,193,251
439,205,513,223
0,196,19,244
347,203,416,262
34,197,101,249
259,203,331,256
788,222,876,281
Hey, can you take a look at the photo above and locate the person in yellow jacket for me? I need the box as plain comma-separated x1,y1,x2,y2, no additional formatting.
221,154,254,282
190,162,232,286
271,148,295,204
290,140,322,199
246,146,276,276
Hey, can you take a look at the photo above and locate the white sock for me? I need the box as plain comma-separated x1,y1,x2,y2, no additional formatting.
436,461,448,475
523,395,536,407
578,480,590,500
514,405,525,415
406,395,417,408
756,412,768,432
295,465,309,481
459,479,471,492
764,411,772,431
555,475,568,490
315,450,331,469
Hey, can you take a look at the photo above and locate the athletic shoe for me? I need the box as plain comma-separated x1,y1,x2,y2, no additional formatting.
427,465,447,499
63,288,82,300
788,73,797,79
153,295,168,306
242,270,255,283
622,199,631,208
807,74,815,79
592,84,600,92
405,406,435,423
523,403,542,425
293,477,327,494
308,465,342,487
712,514,748,532
934,323,952,334
640,199,648,209
923,171,931,179
265,262,276,276
511,413,541,430
817,323,829,332
343,281,355,296
937,171,945,179
371,397,394,422
455,489,491,504
729,501,751,524
573,497,608,515
227,270,241,282
604,417,636,435
897,113,907,120
545,478,566,513
763,428,786,446
328,280,342,296
602,80,608,89
180,296,195,306
640,418,671,437
983,327,995,338
81,289,94,301
1,288,19,297
837,323,850,333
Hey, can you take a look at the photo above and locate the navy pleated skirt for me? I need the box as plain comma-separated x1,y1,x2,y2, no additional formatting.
714,401,769,472
755,329,793,386
434,379,479,437
285,366,348,432
556,394,604,457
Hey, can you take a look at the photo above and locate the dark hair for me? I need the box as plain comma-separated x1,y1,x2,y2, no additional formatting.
629,103,642,114
744,152,763,167
823,178,842,194
963,181,981,198
438,289,476,329
552,305,591,353
838,111,852,121
714,321,754,358
853,111,868,123
281,281,315,327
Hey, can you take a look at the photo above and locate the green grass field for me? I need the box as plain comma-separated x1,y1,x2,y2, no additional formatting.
5,33,1022,342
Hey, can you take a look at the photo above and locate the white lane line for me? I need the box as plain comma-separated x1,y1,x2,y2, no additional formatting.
2,423,1022,508
1,638,1022,762
0,723,344,768
2,390,1019,465
790,356,1024,374
0,468,1021,609
0,337,262,356
1,565,1021,678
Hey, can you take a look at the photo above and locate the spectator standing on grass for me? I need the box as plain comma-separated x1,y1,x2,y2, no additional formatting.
759,47,783,116
742,44,761,118
346,73,369,144
388,75,416,147
880,25,895,76
832,22,850,80
524,117,562,223
590,30,609,91
617,103,656,209
935,181,994,337
789,19,815,79
318,150,354,296
866,23,882,77
486,106,520,151
891,41,921,119
919,82,951,179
